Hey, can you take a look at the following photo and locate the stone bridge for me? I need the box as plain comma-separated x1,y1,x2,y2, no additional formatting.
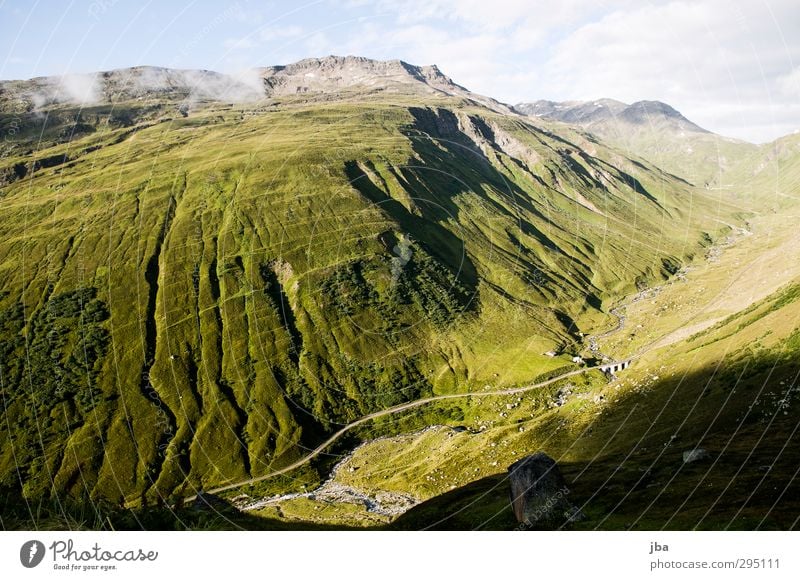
599,360,632,374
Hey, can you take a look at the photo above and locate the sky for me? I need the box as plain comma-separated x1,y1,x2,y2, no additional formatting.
1,0,798,143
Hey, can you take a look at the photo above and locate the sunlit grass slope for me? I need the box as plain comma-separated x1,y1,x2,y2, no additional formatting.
0,92,741,508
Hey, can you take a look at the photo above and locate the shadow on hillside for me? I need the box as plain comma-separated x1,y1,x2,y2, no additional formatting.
391,353,800,530
404,108,565,257
344,159,480,294
0,488,358,531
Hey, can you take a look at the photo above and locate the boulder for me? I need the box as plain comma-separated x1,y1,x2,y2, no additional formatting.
508,452,585,527
682,448,710,464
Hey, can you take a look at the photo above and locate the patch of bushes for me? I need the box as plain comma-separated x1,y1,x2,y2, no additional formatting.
0,287,110,414
319,242,472,331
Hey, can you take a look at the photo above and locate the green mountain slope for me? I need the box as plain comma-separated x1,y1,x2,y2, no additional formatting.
730,133,800,206
0,61,744,513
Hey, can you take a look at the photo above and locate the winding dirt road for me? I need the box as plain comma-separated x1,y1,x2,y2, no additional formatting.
189,364,603,500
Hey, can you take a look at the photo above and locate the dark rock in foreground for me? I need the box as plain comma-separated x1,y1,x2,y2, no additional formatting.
508,452,585,527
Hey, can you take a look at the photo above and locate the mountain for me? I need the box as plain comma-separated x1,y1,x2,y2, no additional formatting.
515,98,758,187
0,56,797,530
258,55,466,97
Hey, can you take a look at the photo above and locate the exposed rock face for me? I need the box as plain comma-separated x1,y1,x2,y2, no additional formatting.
407,106,538,165
508,452,584,527
258,55,459,96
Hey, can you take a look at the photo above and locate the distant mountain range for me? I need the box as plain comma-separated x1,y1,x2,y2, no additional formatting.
0,59,786,189
515,98,707,133
514,98,760,186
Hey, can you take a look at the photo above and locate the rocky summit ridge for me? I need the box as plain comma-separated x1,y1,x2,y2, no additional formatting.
0,55,512,113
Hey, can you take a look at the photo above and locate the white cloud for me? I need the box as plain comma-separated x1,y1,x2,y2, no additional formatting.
56,74,101,105
535,0,800,141
332,0,799,142
305,31,333,55
225,24,305,52
372,0,622,31
777,66,800,97
261,25,304,41
227,68,265,95
24,73,102,110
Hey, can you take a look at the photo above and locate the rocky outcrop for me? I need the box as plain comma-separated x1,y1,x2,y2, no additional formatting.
0,154,70,187
0,162,27,186
508,452,585,527
259,55,456,97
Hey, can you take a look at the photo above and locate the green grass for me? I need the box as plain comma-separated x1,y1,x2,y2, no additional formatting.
0,90,747,525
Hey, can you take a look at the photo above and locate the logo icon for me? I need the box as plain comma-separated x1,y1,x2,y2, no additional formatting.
20,540,46,568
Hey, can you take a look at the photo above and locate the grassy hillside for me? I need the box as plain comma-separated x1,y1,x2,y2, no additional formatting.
0,88,744,520
281,208,800,530
731,133,800,207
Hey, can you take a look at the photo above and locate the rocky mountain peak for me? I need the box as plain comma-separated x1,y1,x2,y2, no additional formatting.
620,100,701,128
256,54,462,97
515,98,707,133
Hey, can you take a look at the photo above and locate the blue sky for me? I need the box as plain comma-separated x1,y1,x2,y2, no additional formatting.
1,0,798,142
